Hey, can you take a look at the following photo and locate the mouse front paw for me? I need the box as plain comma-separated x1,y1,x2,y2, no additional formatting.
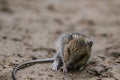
62,65,68,73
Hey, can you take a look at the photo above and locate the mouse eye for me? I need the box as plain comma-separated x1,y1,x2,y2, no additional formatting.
68,48,70,55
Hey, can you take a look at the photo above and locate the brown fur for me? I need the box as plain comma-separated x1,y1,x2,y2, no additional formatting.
61,33,92,71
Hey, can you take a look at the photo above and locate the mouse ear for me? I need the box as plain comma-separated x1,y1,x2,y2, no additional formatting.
68,35,73,40
87,41,93,47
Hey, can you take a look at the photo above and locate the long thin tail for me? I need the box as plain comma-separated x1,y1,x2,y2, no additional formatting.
12,58,54,80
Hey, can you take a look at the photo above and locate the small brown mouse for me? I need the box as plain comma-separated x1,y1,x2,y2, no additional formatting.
51,32,93,72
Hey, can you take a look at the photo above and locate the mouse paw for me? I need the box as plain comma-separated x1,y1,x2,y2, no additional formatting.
51,64,58,71
62,66,68,73
50,60,59,71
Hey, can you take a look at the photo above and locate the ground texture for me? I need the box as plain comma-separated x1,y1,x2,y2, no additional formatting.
0,0,120,80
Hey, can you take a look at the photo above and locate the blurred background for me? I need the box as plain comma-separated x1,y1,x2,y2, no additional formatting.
0,0,120,80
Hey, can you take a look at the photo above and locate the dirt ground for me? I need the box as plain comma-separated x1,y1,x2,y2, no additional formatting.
0,0,120,80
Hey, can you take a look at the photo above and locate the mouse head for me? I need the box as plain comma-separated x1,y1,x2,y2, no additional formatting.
68,33,93,48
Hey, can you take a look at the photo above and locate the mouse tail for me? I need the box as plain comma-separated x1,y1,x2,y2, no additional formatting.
12,58,54,80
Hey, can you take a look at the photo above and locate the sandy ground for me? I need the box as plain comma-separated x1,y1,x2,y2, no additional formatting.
0,0,120,80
